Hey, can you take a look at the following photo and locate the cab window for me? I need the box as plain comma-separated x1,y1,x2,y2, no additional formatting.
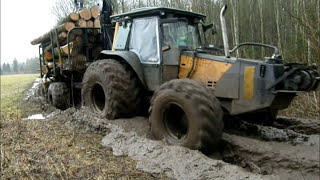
129,17,160,63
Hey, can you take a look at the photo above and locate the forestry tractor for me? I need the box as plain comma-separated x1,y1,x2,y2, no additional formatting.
35,1,320,151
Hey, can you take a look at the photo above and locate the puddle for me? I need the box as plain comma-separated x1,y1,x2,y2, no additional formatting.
23,114,45,120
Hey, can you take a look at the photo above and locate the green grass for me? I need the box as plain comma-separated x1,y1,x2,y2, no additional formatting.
1,74,39,117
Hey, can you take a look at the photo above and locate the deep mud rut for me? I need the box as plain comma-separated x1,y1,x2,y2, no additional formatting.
24,79,320,180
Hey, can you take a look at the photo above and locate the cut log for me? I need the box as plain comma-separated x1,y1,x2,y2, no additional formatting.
94,19,101,28
43,32,70,53
53,47,67,57
31,22,75,45
77,18,87,28
90,6,100,19
59,32,67,39
79,8,92,20
60,42,79,56
59,12,80,24
44,51,53,61
87,20,94,28
60,43,72,56
64,22,75,32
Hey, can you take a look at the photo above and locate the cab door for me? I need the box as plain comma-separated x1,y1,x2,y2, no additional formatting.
129,16,161,91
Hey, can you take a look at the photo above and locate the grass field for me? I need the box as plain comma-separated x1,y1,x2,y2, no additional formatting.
1,74,39,118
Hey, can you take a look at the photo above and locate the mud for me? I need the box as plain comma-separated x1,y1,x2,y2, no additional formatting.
24,79,320,180
24,78,42,102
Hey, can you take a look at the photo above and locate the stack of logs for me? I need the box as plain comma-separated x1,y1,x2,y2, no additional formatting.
31,6,103,71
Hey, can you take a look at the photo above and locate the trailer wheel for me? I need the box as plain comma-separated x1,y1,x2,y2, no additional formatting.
82,59,141,119
48,82,70,110
149,79,224,151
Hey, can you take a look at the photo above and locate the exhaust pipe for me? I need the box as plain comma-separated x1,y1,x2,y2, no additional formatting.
220,5,230,58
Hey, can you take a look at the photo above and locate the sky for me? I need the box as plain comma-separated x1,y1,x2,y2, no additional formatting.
1,0,58,63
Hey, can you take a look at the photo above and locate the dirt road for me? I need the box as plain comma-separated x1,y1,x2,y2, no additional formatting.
24,79,320,179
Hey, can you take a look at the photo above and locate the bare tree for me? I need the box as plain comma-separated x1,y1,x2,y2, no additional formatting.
231,0,239,56
51,0,99,23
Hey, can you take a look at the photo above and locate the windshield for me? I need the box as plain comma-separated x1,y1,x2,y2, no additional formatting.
162,21,201,50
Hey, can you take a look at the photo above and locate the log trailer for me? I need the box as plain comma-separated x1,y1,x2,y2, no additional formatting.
34,2,320,151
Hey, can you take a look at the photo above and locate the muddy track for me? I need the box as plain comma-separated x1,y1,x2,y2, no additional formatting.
25,79,320,180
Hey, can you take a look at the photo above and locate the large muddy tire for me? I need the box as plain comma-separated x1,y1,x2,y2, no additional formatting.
150,79,224,151
82,59,141,119
48,82,70,110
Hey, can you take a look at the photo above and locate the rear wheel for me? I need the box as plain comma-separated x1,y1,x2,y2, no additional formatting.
48,82,70,110
82,59,141,119
150,79,224,151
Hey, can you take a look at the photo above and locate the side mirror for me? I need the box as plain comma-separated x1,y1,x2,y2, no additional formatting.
203,24,216,35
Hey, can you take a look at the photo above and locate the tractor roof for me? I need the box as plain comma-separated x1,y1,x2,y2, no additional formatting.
111,7,206,21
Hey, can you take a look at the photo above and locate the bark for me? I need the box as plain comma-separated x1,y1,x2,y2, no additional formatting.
258,0,264,57
31,22,75,45
59,12,80,24
318,0,320,50
307,38,311,64
231,0,239,56
275,0,282,54
250,0,255,55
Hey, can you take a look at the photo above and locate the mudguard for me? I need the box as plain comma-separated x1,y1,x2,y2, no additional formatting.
98,50,146,87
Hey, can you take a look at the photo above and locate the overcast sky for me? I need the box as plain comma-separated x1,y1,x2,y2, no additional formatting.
1,0,57,63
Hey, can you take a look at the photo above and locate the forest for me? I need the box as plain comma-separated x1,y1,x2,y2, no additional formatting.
0,57,39,75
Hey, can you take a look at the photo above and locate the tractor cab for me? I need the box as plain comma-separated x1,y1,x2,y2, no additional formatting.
108,7,210,90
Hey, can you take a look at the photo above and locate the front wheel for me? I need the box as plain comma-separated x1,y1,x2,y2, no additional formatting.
81,59,142,119
149,79,224,151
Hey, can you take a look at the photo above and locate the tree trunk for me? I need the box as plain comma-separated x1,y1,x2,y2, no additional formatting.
231,0,239,56
44,51,53,61
59,32,67,39
77,18,87,27
258,0,264,57
94,19,101,28
250,0,255,56
79,8,92,20
59,12,80,25
275,0,282,54
31,22,75,45
87,20,94,28
90,6,100,19
317,0,320,52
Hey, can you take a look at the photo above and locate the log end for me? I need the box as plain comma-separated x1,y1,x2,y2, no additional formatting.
65,22,75,32
79,8,92,20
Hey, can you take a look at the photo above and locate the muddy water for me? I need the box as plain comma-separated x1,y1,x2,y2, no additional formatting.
25,79,320,180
